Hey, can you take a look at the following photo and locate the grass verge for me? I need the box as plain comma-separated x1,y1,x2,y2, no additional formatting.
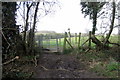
77,47,119,78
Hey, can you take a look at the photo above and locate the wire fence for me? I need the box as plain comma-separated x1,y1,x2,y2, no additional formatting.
35,32,93,53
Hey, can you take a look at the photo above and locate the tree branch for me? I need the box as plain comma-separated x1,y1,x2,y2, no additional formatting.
3,56,19,65
108,41,120,46
104,1,116,44
114,24,120,28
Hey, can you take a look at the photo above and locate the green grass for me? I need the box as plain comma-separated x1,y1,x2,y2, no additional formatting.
35,35,119,51
35,34,119,78
109,35,119,43
77,49,120,78
90,60,119,78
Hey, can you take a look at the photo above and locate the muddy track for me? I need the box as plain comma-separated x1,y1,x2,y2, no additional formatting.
32,53,103,78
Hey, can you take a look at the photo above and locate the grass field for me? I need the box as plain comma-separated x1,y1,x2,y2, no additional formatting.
35,34,119,78
35,34,119,50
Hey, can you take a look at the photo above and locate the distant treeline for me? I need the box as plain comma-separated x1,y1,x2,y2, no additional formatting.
35,33,66,40
35,31,91,40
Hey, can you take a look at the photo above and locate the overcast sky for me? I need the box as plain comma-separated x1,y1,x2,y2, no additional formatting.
16,0,119,34
36,0,93,33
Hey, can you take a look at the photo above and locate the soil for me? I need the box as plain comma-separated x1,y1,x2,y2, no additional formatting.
32,52,104,78
3,51,105,78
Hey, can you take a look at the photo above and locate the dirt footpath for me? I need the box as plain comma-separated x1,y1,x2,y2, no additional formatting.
32,53,103,78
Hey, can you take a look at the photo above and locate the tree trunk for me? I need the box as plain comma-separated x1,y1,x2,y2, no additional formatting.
23,3,33,42
103,1,115,45
23,2,33,54
91,1,116,50
92,5,97,35
91,34,103,50
28,2,40,55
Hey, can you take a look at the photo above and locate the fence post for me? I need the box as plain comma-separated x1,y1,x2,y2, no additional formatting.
89,31,91,49
41,34,43,47
56,36,59,52
59,38,61,46
38,35,41,48
48,36,50,49
75,33,77,44
59,38,61,52
39,34,43,53
68,31,71,44
63,32,67,53
78,32,81,49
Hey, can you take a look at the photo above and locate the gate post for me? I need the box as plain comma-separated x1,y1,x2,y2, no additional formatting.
89,31,91,49
75,33,77,44
78,32,81,49
63,32,67,53
56,36,59,52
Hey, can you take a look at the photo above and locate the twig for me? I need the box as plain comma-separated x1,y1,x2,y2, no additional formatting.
108,42,120,46
2,28,18,31
81,38,89,47
3,56,19,65
39,65,70,72
85,49,90,53
1,31,10,46
66,38,74,49
1,31,11,53
39,65,48,70
28,72,34,78
34,56,38,67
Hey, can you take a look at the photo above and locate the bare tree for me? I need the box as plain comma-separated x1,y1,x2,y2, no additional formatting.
28,2,40,55
81,1,119,50
23,2,34,42
16,0,60,55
